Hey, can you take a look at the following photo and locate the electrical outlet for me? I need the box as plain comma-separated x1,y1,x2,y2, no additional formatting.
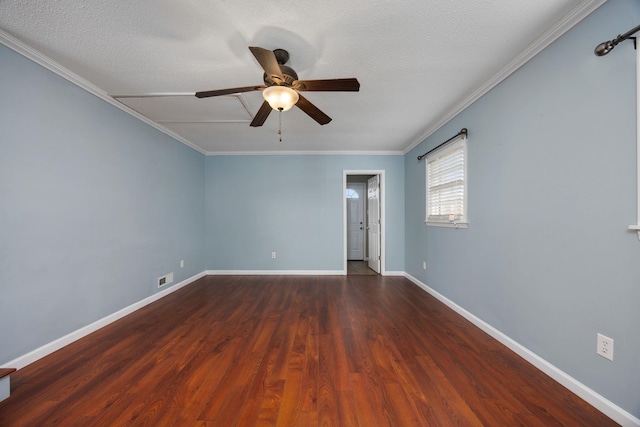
422,261,427,270
596,333,614,361
180,260,184,268
271,252,277,259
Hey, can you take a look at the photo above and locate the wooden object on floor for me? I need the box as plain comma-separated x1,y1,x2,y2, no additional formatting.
0,368,16,403
0,370,15,378
0,275,616,426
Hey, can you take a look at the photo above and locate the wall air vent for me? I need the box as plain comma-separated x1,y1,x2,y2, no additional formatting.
157,272,174,288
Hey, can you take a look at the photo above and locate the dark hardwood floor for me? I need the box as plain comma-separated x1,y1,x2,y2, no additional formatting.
0,275,616,426
347,261,378,275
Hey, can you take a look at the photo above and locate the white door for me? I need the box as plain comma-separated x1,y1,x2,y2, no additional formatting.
346,183,366,260
367,176,381,273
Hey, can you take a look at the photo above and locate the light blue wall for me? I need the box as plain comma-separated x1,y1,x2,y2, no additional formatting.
405,0,640,418
0,45,206,364
205,155,404,272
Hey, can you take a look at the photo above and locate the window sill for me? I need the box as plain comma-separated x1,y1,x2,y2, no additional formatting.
425,221,468,229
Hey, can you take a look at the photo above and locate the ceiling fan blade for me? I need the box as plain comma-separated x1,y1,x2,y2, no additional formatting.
195,85,265,98
295,94,332,125
294,78,360,92
250,101,273,127
249,46,284,81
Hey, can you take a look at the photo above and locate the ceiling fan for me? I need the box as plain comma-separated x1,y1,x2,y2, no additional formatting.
195,47,360,126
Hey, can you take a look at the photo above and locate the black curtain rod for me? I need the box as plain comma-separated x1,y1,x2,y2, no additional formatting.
594,23,640,56
417,128,467,161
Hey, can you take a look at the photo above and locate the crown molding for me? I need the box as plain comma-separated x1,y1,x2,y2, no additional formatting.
403,0,608,155
204,150,404,156
0,29,207,155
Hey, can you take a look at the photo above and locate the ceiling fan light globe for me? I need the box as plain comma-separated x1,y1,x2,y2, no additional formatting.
263,86,299,112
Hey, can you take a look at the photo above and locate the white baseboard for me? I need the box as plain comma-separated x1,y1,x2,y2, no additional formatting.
403,273,640,427
205,269,345,276
6,271,206,370
206,269,405,276
381,270,404,276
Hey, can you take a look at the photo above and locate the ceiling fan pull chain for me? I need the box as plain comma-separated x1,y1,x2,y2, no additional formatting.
278,109,283,142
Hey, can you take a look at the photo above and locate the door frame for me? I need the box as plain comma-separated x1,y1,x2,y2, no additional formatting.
343,170,385,275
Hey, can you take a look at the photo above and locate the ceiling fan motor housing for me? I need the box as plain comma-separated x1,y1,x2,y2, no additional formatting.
272,48,290,65
264,65,298,87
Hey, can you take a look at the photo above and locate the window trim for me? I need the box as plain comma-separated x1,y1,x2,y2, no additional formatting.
424,134,468,228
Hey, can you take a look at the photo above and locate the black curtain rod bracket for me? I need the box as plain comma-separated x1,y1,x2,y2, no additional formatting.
417,128,467,161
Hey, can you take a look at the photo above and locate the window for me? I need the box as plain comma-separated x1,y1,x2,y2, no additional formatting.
345,188,359,199
425,135,468,228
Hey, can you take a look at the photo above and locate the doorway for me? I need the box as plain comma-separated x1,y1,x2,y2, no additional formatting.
346,182,366,261
344,171,385,275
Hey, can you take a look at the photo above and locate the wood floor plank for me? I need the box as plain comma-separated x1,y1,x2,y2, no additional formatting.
336,390,360,427
350,373,384,427
234,397,263,426
173,336,245,422
318,334,340,426
256,379,285,426
0,275,617,426
299,314,319,413
275,371,303,426
197,320,265,421
207,386,249,425
412,356,484,427
295,410,318,427
384,381,429,426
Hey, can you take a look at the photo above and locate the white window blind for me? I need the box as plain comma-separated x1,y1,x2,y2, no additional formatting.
426,136,467,227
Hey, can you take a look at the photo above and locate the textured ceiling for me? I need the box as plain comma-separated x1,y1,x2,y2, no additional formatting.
0,0,603,154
